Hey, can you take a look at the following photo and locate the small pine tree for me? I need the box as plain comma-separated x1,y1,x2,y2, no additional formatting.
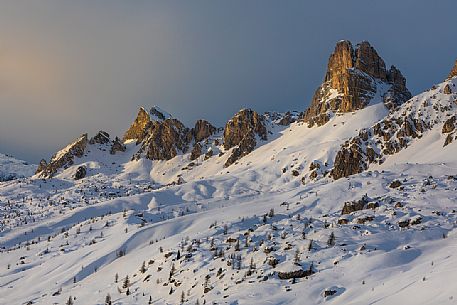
327,232,335,247
268,208,274,218
181,290,186,303
307,239,313,251
115,273,119,283
235,239,240,251
204,274,210,290
105,293,112,305
122,275,130,288
249,257,256,270
294,249,300,264
177,249,181,260
66,296,73,305
140,261,147,273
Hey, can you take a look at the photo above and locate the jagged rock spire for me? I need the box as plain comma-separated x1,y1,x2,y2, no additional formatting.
302,40,411,127
122,107,152,143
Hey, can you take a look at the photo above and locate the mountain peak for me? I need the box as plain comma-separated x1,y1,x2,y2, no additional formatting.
123,106,174,143
302,40,411,127
149,105,172,121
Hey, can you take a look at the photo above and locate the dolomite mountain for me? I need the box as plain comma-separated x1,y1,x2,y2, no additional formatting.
35,40,415,180
302,40,411,127
3,40,457,305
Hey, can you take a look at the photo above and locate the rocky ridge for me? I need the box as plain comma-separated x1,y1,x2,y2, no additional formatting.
223,109,268,167
36,134,88,178
330,77,457,179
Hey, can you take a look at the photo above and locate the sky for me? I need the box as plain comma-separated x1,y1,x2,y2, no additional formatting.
0,0,456,163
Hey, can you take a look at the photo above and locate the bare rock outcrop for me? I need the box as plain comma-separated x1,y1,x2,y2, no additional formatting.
89,131,110,144
73,166,87,180
331,75,456,180
223,109,267,167
190,143,202,161
36,134,88,178
448,59,457,80
191,120,216,143
134,119,190,161
442,116,456,134
123,107,151,143
302,40,411,127
110,137,126,155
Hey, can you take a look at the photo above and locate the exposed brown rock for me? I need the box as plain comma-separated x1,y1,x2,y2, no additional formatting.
277,265,315,280
89,131,110,144
223,109,267,149
135,119,189,161
123,108,151,143
190,143,202,161
36,159,48,175
341,195,369,215
398,220,409,228
36,134,88,178
110,137,126,155
389,180,402,189
73,166,86,180
442,116,456,133
224,132,257,167
223,109,267,167
331,143,366,180
444,133,454,147
443,84,452,94
191,120,216,143
277,111,296,126
302,40,411,126
447,59,457,80
204,149,213,160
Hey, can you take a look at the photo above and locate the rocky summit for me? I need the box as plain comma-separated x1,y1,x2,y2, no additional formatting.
223,108,267,167
134,118,190,161
302,40,411,127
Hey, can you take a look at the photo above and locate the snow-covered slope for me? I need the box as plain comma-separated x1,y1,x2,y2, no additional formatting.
0,74,456,305
0,153,36,181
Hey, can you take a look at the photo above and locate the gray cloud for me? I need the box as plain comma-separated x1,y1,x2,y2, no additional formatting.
0,0,456,162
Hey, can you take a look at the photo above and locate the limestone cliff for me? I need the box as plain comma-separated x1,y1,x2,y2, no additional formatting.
223,109,267,167
302,40,411,127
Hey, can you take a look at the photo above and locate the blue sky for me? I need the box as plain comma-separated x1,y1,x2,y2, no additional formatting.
0,0,456,162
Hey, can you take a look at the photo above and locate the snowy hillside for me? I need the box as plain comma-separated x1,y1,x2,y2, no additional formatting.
0,153,36,181
1,74,457,305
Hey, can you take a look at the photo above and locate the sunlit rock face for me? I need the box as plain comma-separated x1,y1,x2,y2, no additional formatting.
223,108,267,167
302,40,411,127
36,134,88,178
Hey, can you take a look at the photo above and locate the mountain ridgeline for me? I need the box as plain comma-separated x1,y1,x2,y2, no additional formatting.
35,40,456,184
